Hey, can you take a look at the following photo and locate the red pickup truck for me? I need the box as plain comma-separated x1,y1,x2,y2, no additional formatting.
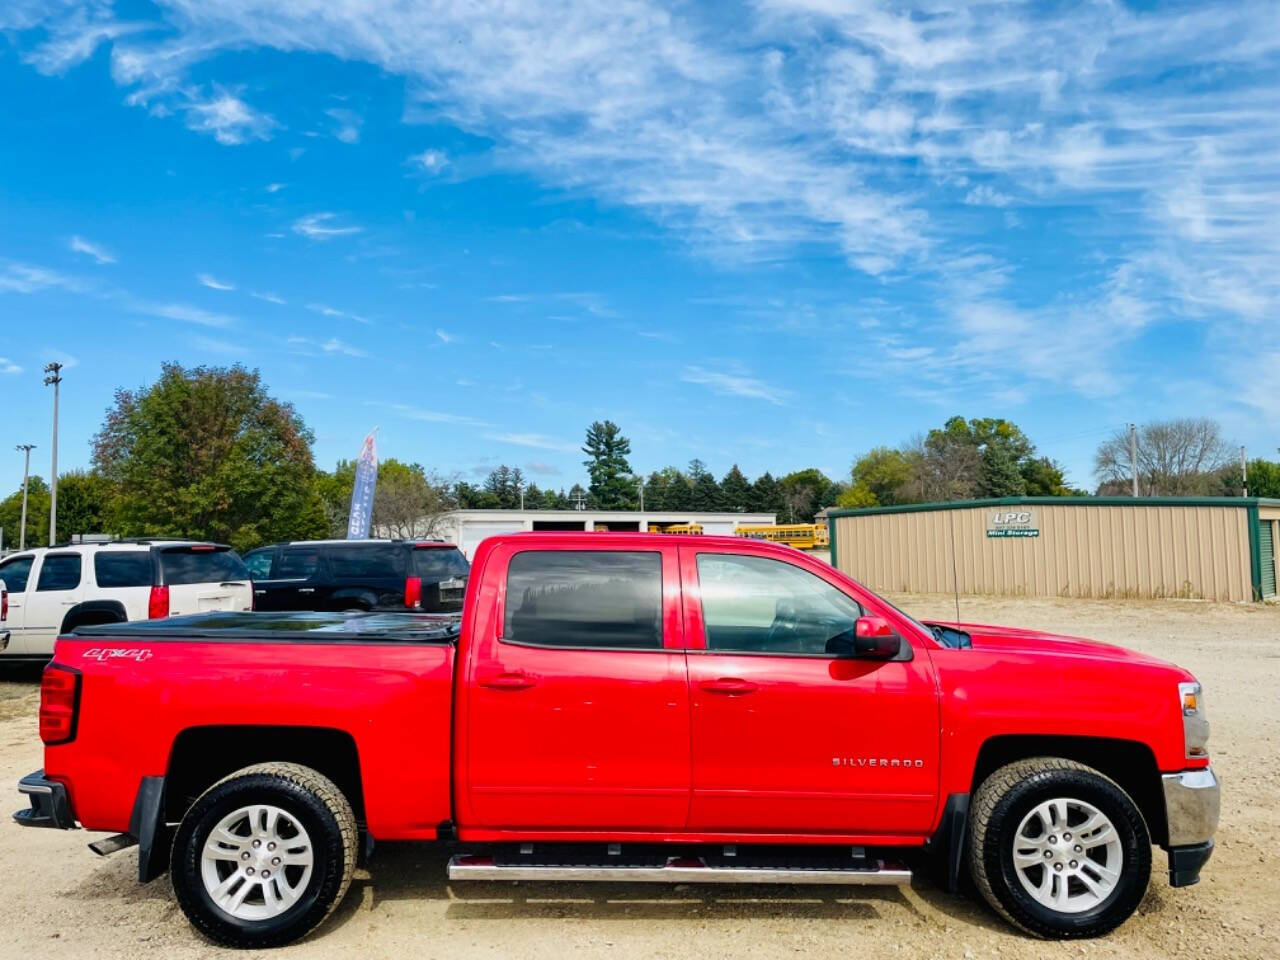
14,533,1218,947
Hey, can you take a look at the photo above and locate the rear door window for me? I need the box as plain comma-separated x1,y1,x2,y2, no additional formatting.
93,552,152,588
36,553,83,591
328,544,405,579
275,547,325,580
503,550,662,649
160,547,250,585
0,555,35,593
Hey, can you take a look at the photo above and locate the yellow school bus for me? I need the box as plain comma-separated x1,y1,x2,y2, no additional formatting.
647,523,704,535
734,524,829,549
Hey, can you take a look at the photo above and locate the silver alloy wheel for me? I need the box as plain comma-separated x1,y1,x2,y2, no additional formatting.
1012,797,1123,914
200,804,314,921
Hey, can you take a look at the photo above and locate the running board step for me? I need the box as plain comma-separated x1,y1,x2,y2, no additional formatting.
448,854,911,885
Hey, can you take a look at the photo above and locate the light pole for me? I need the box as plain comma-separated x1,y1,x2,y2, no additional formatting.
15,443,35,550
43,363,63,546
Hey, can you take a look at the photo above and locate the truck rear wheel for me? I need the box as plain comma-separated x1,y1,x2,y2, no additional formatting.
969,757,1150,938
170,762,357,948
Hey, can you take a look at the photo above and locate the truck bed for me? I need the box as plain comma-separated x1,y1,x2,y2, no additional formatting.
50,612,459,840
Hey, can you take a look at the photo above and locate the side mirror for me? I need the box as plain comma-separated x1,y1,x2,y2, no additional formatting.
825,616,901,659
853,616,901,659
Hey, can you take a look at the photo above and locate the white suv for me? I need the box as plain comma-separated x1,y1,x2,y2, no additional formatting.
0,540,253,660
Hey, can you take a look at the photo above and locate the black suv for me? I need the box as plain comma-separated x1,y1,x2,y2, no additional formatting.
242,539,470,613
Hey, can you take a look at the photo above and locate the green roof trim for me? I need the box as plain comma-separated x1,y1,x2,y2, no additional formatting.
827,495,1280,520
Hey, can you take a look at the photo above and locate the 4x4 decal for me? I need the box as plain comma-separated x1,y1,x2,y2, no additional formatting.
81,647,153,663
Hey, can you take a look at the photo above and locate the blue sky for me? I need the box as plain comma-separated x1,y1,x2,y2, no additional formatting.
2,1,1278,497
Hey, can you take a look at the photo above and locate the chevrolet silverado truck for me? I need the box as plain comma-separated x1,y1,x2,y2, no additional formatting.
14,533,1218,948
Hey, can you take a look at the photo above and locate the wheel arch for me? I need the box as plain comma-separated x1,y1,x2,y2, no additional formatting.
60,599,128,634
164,726,366,827
971,734,1168,846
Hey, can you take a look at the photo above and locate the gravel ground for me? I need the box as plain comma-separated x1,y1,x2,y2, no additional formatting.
2,594,1277,960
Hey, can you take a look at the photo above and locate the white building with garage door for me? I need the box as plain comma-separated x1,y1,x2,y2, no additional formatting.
436,509,777,559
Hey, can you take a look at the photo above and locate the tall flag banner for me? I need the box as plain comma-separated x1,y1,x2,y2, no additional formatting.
347,430,378,539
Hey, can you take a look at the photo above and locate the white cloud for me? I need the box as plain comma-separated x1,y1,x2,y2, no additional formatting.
682,365,789,405
0,261,75,294
185,88,277,145
485,432,580,453
0,357,22,374
10,0,1280,399
197,272,235,291
326,107,362,144
435,329,455,343
292,212,363,240
408,149,448,174
251,291,286,304
962,185,1013,208
189,334,247,356
265,182,287,193
287,335,369,358
306,302,371,324
525,460,561,476
377,402,489,427
69,235,115,264
138,301,236,328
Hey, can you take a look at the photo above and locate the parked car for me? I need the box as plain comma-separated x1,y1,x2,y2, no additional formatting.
15,532,1216,947
0,540,252,660
0,578,8,653
242,538,469,613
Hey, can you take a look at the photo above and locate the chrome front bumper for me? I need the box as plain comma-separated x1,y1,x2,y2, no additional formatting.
1162,766,1220,847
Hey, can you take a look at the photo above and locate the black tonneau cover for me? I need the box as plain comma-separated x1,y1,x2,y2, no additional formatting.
72,611,461,644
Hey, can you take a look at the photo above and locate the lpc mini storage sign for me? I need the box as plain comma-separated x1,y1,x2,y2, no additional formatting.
987,509,1040,538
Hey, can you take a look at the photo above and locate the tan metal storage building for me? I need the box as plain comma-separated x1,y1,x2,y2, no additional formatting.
830,497,1280,603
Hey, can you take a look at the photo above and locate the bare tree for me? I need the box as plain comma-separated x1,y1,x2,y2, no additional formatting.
373,464,457,538
1095,418,1233,495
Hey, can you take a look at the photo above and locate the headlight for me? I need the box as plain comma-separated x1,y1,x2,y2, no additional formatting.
1179,681,1209,758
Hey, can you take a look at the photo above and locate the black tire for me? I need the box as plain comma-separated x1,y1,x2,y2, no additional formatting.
969,757,1150,939
171,762,357,948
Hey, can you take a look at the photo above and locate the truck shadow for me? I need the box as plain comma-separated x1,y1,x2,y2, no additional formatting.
57,841,1032,938
329,844,1008,929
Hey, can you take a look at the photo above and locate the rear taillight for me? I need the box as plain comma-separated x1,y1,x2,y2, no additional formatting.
404,576,422,610
148,585,170,619
40,665,81,745
1,584,7,622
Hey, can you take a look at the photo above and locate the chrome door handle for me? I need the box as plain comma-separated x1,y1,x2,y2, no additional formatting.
298,588,315,593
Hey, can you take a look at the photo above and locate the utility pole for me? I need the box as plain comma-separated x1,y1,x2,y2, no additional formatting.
1241,446,1248,497
44,363,63,546
1128,423,1139,497
15,443,36,551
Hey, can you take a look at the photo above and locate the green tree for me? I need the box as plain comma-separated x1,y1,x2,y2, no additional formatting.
979,445,1027,498
749,471,784,517
582,420,637,509
687,459,724,511
55,470,114,539
1020,456,1078,497
849,447,914,506
93,363,328,551
482,465,526,508
0,474,50,548
836,482,878,508
779,468,831,523
719,465,752,513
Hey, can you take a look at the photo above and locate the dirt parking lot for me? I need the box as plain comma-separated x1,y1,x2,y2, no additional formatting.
2,594,1278,960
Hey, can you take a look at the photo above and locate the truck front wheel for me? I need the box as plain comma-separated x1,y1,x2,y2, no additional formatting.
170,762,357,948
969,757,1151,938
